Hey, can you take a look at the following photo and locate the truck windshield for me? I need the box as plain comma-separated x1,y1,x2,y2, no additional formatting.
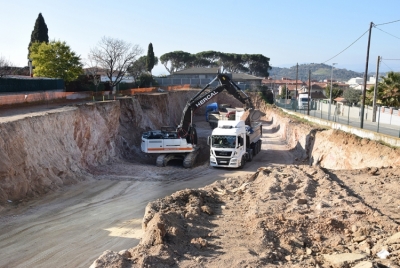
211,135,236,148
300,98,308,102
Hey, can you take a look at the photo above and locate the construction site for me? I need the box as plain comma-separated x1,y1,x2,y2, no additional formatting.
1,85,400,268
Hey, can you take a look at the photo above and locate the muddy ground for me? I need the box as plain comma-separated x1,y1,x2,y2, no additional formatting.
1,94,400,268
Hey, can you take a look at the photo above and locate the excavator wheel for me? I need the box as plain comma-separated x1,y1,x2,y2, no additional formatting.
183,148,200,168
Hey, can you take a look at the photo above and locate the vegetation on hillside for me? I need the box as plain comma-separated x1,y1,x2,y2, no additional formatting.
270,63,364,82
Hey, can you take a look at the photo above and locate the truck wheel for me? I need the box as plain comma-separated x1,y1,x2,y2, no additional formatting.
254,143,259,155
258,140,262,153
238,156,246,169
252,144,257,156
247,149,253,162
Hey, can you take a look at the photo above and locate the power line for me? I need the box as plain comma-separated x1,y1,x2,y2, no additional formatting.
374,26,400,40
322,28,370,64
375,19,400,26
381,60,393,71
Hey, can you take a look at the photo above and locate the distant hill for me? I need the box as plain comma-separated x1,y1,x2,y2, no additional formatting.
269,63,366,82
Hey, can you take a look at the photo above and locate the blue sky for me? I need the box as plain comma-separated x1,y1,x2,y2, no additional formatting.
1,0,399,76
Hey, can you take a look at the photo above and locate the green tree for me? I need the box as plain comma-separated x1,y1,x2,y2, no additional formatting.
129,55,159,82
146,43,155,74
380,72,400,107
343,88,361,105
242,54,271,77
28,13,49,59
325,84,343,101
30,41,83,83
218,53,247,73
160,51,195,74
128,56,147,82
194,51,220,67
366,72,400,107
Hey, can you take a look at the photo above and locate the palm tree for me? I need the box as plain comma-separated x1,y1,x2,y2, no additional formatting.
380,72,400,107
367,72,400,107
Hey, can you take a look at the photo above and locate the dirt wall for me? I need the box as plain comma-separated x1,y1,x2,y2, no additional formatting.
2,90,400,204
0,102,120,203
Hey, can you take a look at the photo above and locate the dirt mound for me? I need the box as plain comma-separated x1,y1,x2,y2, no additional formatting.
91,165,400,268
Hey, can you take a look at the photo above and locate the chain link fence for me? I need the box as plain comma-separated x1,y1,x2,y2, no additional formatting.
275,98,400,137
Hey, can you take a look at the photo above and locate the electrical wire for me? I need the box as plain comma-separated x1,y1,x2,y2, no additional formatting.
375,19,400,26
374,26,400,40
381,60,393,72
322,28,370,64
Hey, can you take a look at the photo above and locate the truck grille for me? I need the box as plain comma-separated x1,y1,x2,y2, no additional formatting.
216,158,230,165
215,151,232,157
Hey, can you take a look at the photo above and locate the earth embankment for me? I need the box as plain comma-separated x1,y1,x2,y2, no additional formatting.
2,91,400,205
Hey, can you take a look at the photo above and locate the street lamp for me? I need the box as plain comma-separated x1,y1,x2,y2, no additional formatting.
328,63,337,121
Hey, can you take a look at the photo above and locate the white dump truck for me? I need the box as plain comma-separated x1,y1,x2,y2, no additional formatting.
298,93,310,110
208,109,263,168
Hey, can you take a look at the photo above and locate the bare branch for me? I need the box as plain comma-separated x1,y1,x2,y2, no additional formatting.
0,57,16,78
89,37,143,88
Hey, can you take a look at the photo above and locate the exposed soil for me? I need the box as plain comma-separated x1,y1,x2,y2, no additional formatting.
1,93,400,268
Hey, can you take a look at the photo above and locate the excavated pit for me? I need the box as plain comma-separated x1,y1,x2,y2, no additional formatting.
1,91,400,267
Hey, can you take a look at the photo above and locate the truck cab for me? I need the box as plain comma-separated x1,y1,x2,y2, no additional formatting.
209,118,262,168
298,93,310,110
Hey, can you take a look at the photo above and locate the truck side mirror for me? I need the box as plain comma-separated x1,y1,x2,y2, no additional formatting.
207,136,210,145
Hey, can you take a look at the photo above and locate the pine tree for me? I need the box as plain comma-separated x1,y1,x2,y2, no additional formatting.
146,43,155,74
28,13,49,59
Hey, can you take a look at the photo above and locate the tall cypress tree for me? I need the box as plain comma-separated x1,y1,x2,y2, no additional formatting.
28,13,49,59
146,43,155,74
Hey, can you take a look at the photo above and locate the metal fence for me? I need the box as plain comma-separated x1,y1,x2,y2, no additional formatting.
275,98,400,137
0,78,65,93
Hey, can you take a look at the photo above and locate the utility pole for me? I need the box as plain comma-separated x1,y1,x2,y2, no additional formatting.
372,56,380,122
295,63,298,111
308,69,311,115
328,63,337,121
360,22,374,128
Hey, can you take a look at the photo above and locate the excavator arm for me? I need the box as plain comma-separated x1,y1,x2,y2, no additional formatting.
177,73,254,145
